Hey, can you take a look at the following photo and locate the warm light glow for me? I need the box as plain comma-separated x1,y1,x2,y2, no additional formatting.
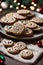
17,2,20,5
30,6,35,10
16,7,19,9
34,4,37,7
24,6,26,9
31,2,34,5
14,0,17,3
0,8,2,12
36,8,39,12
10,5,13,8
21,5,24,8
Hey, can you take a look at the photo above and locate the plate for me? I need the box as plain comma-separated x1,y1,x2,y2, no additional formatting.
0,10,43,41
0,43,43,64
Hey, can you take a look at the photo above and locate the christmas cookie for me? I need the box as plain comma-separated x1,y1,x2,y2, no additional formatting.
18,20,30,25
0,15,16,24
7,47,19,54
25,21,37,29
1,39,14,47
12,13,26,20
17,9,30,15
6,12,13,17
33,25,42,32
4,25,13,33
12,22,24,35
14,42,27,51
27,11,34,17
30,16,43,24
20,49,33,59
24,26,33,36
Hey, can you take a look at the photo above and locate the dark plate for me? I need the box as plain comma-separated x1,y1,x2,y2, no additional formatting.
0,10,43,42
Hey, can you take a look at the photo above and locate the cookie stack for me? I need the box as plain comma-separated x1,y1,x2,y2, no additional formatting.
0,9,43,37
1,39,33,59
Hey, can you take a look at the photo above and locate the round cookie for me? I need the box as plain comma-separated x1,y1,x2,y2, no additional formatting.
12,22,24,35
12,13,26,20
33,25,42,32
27,11,34,17
17,9,30,15
4,25,13,33
6,12,13,17
25,21,37,29
14,42,27,51
1,39,14,47
20,49,33,59
24,26,33,36
0,15,16,24
30,16,43,24
18,20,30,25
7,47,19,54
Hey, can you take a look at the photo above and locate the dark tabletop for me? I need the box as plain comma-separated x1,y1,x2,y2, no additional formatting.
4,55,43,65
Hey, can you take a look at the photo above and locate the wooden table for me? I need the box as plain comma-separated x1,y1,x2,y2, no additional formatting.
0,35,43,65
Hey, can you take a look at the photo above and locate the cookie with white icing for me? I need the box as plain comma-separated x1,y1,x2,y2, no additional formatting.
1,39,14,47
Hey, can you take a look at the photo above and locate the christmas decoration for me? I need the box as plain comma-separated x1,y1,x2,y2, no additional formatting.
10,5,13,8
30,6,35,11
0,0,43,13
32,0,37,3
1,2,8,9
0,54,5,64
36,41,42,47
20,0,32,7
36,8,43,13
0,59,3,64
16,6,19,10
